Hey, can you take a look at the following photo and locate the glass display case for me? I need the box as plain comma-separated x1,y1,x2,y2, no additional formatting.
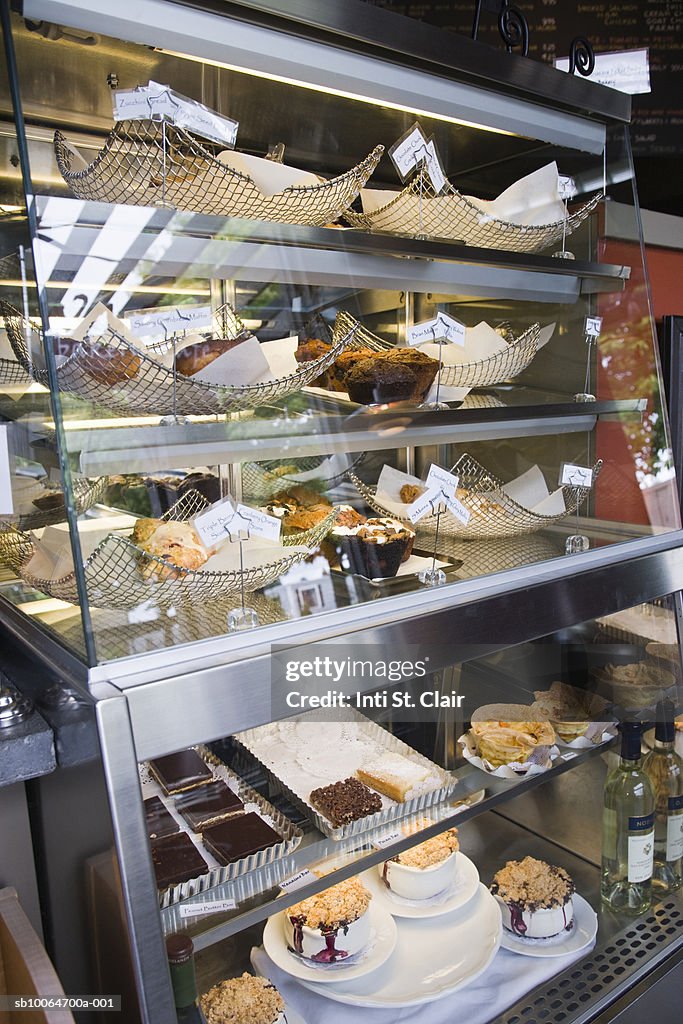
1,2,682,1022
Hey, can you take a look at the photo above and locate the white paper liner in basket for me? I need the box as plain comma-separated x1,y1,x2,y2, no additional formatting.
0,476,107,532
459,731,560,778
1,299,362,417
347,161,602,254
17,491,339,608
350,454,598,540
554,724,617,749
139,746,303,910
54,120,383,225
235,707,457,841
332,311,554,389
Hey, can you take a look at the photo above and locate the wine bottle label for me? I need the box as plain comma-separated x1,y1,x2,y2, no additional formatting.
628,813,655,883
666,802,683,861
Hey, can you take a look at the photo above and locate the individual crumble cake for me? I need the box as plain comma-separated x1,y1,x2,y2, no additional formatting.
490,856,574,910
199,973,284,1024
309,777,382,827
395,827,459,869
288,876,371,931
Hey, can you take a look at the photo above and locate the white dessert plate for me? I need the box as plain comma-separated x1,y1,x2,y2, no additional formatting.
297,883,501,1007
362,851,479,918
262,903,397,984
499,893,597,958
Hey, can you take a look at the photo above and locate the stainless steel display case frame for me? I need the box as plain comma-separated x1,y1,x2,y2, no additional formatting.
2,1,683,1022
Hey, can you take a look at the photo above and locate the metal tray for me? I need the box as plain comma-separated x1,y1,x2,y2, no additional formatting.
235,707,458,841
140,745,303,910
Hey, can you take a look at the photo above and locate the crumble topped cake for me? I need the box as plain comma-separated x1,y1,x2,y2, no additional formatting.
200,973,284,1024
288,876,371,932
394,827,459,869
309,777,382,827
491,856,574,910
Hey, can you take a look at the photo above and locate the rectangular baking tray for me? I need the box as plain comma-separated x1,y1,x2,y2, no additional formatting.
139,745,302,909
234,708,458,841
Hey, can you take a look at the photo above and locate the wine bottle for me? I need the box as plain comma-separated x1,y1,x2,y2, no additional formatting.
601,720,655,914
166,933,207,1023
643,701,683,894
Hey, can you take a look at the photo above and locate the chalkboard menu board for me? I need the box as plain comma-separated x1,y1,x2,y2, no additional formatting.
365,1,683,155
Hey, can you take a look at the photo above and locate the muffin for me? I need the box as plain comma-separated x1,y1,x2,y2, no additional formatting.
320,505,367,566
327,348,375,391
345,358,417,405
490,856,575,938
200,974,285,1024
284,876,372,963
80,341,141,384
377,348,439,401
295,338,333,388
336,517,415,578
381,827,459,900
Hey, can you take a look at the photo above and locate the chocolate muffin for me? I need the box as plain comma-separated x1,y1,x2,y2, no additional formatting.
327,348,375,391
377,348,439,401
337,517,416,578
320,505,367,567
345,358,417,405
296,338,333,387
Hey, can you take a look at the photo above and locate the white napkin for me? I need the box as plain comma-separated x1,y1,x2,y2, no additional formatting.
251,939,595,1024
69,302,137,346
200,540,308,573
501,465,566,516
217,151,322,196
188,335,270,386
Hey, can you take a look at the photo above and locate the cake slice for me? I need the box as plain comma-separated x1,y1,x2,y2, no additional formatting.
309,777,382,827
356,752,441,802
148,749,213,795
202,812,282,865
150,832,209,890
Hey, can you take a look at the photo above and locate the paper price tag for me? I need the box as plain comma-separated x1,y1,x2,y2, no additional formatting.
194,499,281,547
389,122,429,180
406,485,442,523
127,306,213,338
425,464,459,496
558,174,577,200
235,504,282,542
178,898,237,919
0,425,12,515
443,492,471,526
424,138,447,195
372,831,402,851
406,319,441,348
113,81,238,147
584,315,603,338
560,463,594,488
280,869,318,894
406,314,465,348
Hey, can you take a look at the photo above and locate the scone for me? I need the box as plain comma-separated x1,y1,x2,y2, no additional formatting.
134,521,208,579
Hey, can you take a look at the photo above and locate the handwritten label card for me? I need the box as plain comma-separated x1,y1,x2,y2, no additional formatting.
193,499,281,548
389,122,447,194
558,174,577,200
443,491,471,526
127,306,213,338
584,316,603,338
425,464,459,496
406,486,441,524
113,81,238,147
560,463,594,488
406,313,465,348
279,869,317,894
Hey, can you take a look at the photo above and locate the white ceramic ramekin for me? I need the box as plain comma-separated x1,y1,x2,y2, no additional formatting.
380,850,458,901
283,908,370,962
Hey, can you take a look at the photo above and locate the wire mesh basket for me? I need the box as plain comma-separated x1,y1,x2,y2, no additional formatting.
0,476,107,532
346,167,602,253
350,453,600,539
1,300,360,416
16,491,339,608
241,452,366,502
54,121,384,225
0,357,33,387
0,527,33,575
332,311,543,388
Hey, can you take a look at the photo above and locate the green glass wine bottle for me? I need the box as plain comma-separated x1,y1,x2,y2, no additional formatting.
643,701,683,894
601,720,655,914
166,933,207,1023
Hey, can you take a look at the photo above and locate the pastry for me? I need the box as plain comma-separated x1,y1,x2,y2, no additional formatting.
174,334,250,377
150,832,209,890
309,777,382,827
134,520,209,579
148,749,213,795
377,348,439,401
381,826,459,900
345,357,417,405
278,507,331,536
327,347,375,391
295,338,333,388
131,517,161,545
178,472,221,504
80,341,142,384
200,974,285,1024
174,780,244,832
201,812,282,865
490,856,575,938
104,475,153,517
531,681,608,742
469,717,556,768
399,483,425,504
284,876,372,962
31,490,65,511
320,505,367,566
276,485,332,509
336,517,415,578
593,661,673,709
356,751,442,801
143,796,179,841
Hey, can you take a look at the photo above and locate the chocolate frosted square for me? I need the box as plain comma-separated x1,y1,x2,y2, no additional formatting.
175,781,244,832
148,749,213,794
309,777,382,827
202,812,281,866
144,796,179,840
150,833,208,890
